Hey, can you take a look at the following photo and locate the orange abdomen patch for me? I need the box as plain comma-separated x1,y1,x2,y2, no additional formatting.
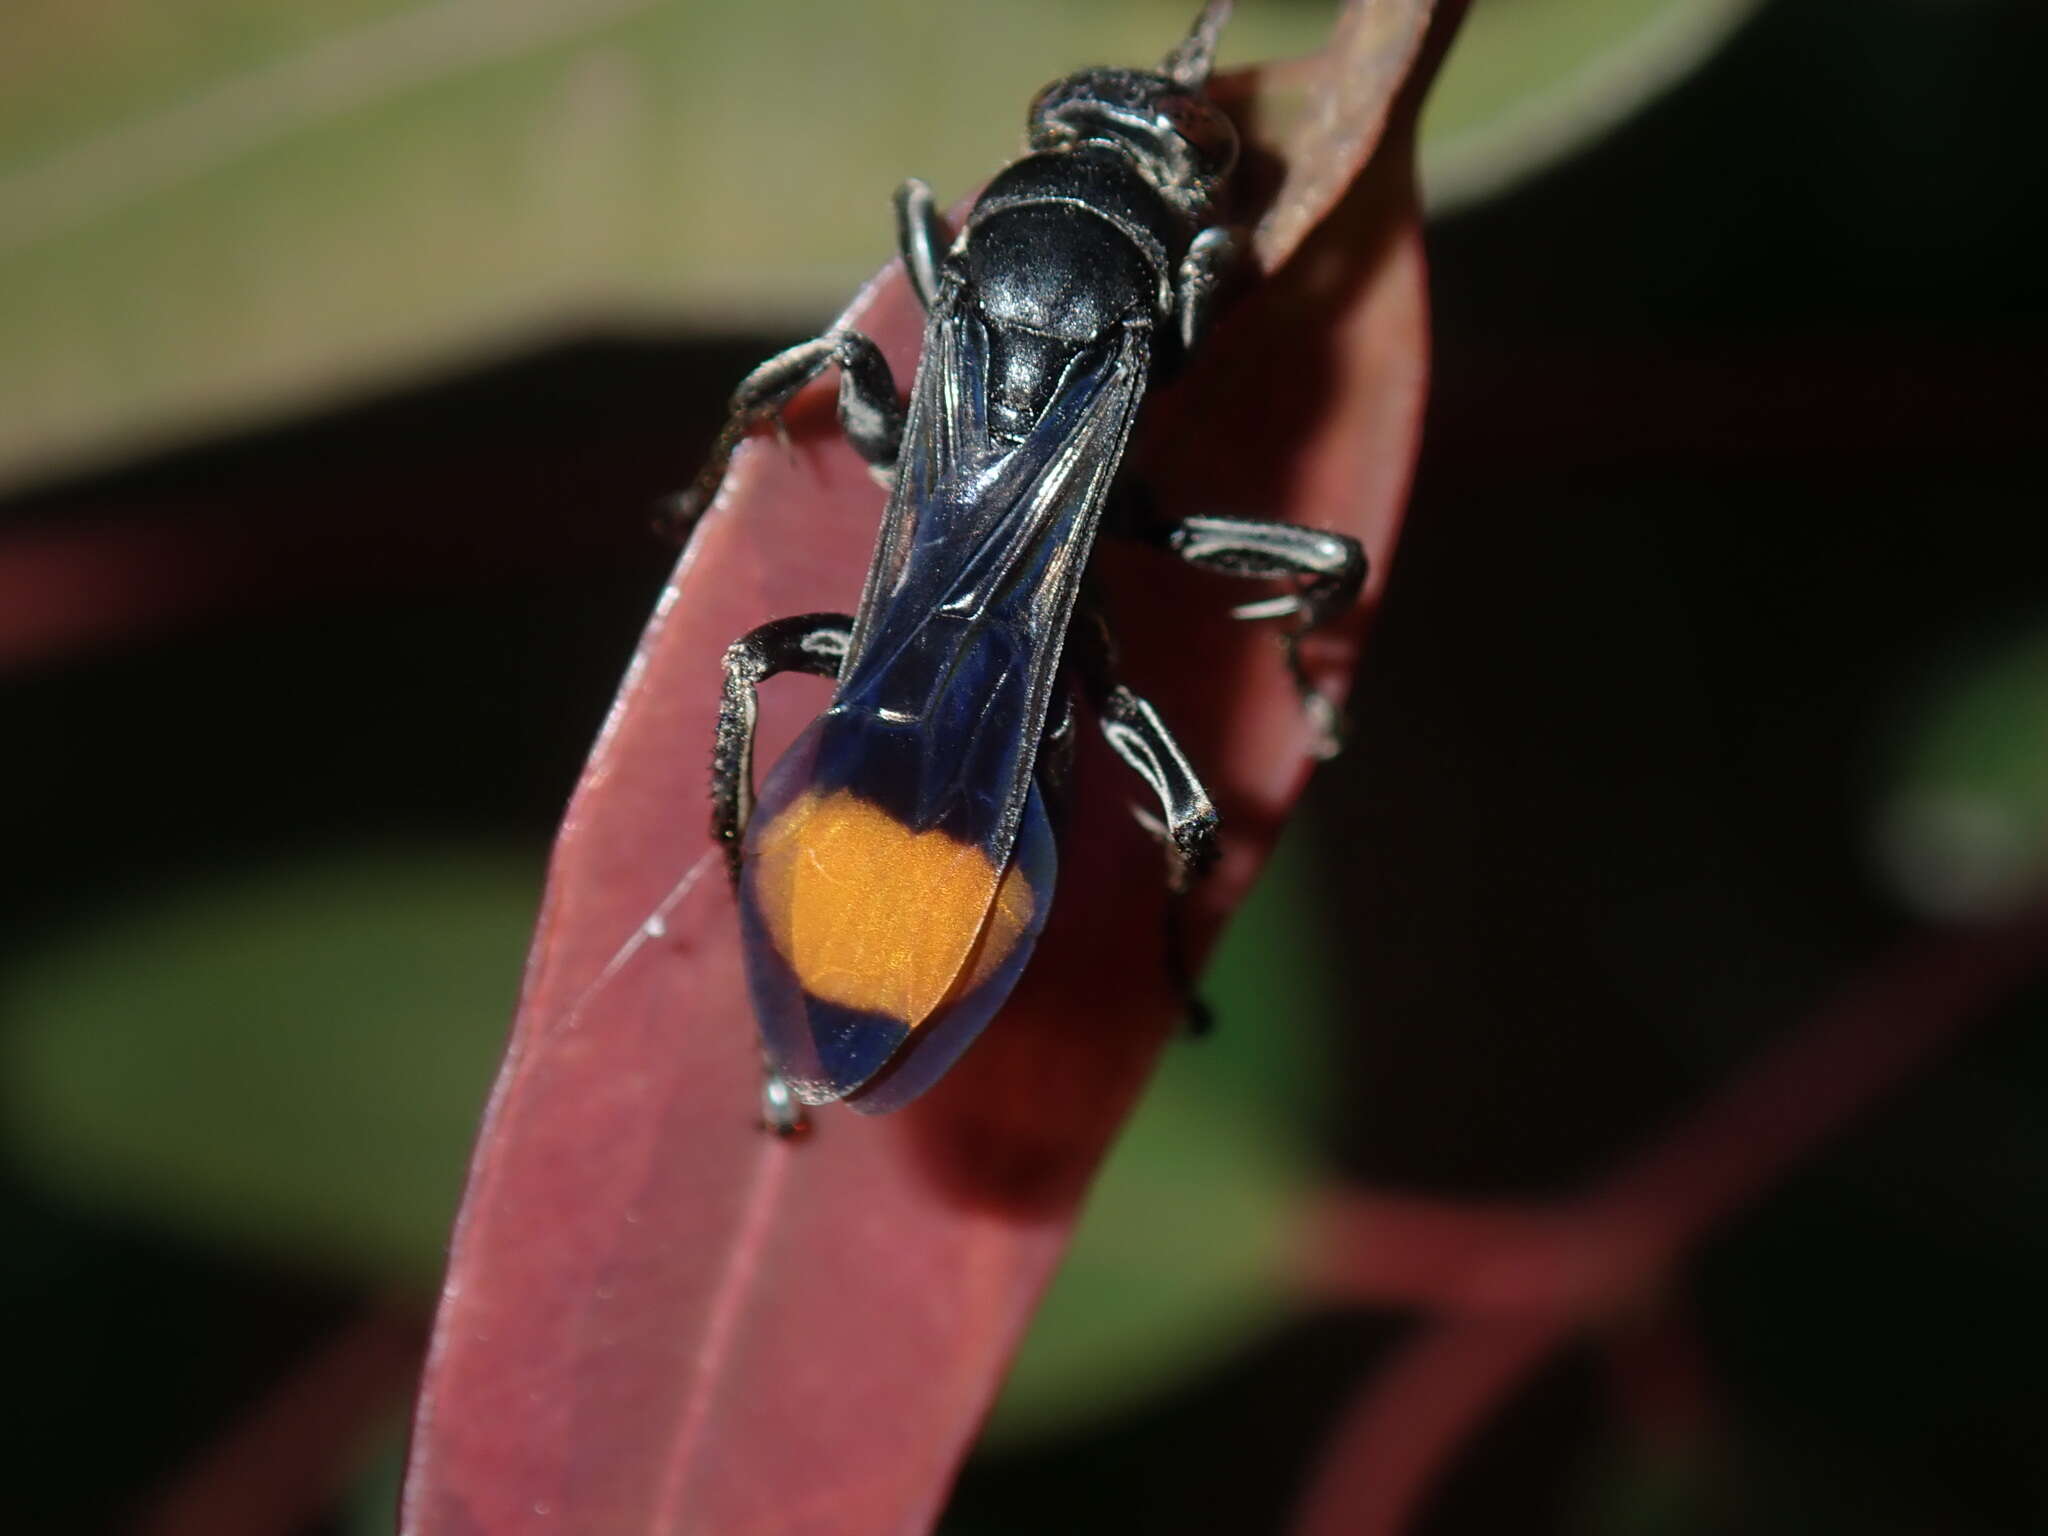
747,789,1036,1027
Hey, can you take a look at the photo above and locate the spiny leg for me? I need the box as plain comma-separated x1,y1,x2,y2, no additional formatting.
1161,513,1365,629
1070,614,1220,1031
1100,681,1223,1035
1095,683,1220,890
713,613,854,878
661,333,904,544
893,178,950,311
712,612,854,1136
1034,681,1082,831
1151,512,1367,757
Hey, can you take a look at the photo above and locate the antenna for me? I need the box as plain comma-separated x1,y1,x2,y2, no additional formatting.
1160,0,1235,89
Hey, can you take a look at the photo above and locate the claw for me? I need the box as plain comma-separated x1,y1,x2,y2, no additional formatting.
760,1068,811,1138
1282,632,1345,759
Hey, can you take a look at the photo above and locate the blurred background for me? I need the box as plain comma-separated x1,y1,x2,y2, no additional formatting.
2,0,2044,1530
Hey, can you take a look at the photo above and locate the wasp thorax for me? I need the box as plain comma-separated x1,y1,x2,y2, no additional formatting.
1027,67,1237,223
967,201,1139,441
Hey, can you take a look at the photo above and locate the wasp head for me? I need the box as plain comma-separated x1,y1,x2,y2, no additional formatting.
1027,68,1238,225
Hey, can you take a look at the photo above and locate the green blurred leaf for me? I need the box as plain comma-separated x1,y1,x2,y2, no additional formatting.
3,819,1342,1438
0,0,1327,487
1421,0,1766,212
1,818,1342,1435
0,844,535,1290
984,818,1338,1443
1575,1433,1719,1536
1874,620,2048,919
0,0,1769,487
341,1425,411,1536
981,1080,1304,1443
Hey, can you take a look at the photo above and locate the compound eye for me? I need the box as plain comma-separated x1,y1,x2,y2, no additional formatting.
1026,69,1238,218
1156,92,1238,183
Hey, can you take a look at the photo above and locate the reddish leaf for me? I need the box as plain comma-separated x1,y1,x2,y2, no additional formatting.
1288,903,2048,1536
403,6,1452,1531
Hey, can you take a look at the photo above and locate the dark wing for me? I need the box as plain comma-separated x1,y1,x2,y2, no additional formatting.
829,305,1149,847
735,304,1151,1106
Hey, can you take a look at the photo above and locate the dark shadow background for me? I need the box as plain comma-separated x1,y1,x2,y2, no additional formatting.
2,0,2043,1529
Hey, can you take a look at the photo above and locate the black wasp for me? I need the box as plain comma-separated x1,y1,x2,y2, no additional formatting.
671,1,1366,1129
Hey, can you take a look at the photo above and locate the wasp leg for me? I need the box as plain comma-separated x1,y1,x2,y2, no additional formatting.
1070,616,1220,1032
1157,514,1366,634
893,178,950,311
661,333,904,543
1095,683,1221,890
1034,680,1082,832
1099,682,1221,1035
712,612,854,1137
712,612,855,879
1153,513,1368,757
1176,225,1239,354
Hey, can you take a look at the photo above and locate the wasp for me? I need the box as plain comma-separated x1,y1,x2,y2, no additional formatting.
676,2,1365,1128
